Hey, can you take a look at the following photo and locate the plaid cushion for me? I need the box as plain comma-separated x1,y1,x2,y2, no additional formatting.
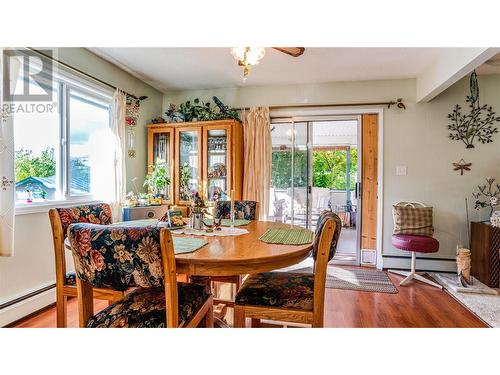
392,205,434,236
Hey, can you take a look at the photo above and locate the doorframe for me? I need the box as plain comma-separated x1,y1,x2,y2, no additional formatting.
270,107,384,269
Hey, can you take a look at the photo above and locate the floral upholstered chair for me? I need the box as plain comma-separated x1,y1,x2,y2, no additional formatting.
68,224,213,328
233,210,342,328
212,200,259,314
215,200,259,220
49,204,124,328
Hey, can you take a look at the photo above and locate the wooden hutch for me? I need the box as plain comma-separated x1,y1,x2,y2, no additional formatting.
147,119,244,208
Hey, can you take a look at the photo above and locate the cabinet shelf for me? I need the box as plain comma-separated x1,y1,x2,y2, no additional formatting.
148,120,243,206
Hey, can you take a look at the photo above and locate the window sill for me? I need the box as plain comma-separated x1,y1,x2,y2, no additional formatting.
15,198,103,216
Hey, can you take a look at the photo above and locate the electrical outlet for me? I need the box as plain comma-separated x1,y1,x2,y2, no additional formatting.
396,165,407,176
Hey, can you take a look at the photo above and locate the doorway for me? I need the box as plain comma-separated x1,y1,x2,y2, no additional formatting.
269,115,361,264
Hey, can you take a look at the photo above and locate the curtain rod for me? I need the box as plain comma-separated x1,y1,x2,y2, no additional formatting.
235,98,406,111
27,48,147,101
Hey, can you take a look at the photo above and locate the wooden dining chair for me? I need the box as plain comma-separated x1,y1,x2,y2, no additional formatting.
68,223,213,328
48,204,124,328
211,200,259,310
233,210,342,328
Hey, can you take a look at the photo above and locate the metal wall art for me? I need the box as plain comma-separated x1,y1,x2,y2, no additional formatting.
447,71,500,149
452,159,472,175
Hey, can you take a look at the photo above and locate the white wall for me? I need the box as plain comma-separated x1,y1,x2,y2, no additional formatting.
0,48,163,325
164,76,500,271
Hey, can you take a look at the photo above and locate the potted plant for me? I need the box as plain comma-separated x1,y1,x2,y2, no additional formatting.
138,193,149,206
144,161,171,199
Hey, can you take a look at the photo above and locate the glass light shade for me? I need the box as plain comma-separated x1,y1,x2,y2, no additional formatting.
230,47,266,66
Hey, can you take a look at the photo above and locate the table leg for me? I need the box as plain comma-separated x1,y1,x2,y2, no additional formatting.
188,275,231,328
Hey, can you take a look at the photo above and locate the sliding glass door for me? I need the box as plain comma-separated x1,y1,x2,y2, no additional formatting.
269,116,361,264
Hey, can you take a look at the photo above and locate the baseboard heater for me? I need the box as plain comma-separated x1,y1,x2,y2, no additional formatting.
0,283,55,311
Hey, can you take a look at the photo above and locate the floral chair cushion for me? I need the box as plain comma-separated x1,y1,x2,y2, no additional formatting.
235,271,314,311
56,204,113,239
68,224,163,291
86,283,210,328
216,200,258,220
65,272,77,286
312,210,342,261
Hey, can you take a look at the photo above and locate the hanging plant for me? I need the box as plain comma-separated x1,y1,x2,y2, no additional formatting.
447,71,500,149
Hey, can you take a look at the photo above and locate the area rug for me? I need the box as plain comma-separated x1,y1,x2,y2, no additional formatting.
429,272,500,328
288,266,398,294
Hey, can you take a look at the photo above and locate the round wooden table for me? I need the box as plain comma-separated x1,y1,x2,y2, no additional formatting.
174,221,312,277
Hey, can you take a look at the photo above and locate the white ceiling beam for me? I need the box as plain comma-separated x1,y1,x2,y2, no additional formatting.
416,48,500,103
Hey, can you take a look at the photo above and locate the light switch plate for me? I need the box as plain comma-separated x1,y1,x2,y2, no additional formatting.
396,165,407,176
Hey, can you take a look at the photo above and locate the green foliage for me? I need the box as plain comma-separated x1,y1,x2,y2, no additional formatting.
271,148,357,190
165,97,241,123
312,149,357,190
15,147,56,182
144,161,171,195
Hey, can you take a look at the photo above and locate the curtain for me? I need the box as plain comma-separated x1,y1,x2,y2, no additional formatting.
109,89,127,221
242,107,271,221
0,49,21,257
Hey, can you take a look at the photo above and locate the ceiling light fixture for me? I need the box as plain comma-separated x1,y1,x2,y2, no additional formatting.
230,47,266,79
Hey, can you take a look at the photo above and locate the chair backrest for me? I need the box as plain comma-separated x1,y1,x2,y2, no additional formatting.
68,223,180,327
215,200,259,220
311,210,342,326
48,203,113,288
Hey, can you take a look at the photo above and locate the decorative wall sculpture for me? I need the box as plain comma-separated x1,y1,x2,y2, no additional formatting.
447,71,500,149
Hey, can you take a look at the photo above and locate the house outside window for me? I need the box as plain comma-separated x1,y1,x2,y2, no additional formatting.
12,53,113,209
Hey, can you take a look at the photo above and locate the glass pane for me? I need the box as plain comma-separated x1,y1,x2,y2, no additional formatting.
69,90,111,196
311,120,358,261
179,131,199,201
269,122,307,225
152,132,171,200
207,129,228,201
14,81,60,203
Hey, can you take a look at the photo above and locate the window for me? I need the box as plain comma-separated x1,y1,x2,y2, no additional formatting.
13,59,113,206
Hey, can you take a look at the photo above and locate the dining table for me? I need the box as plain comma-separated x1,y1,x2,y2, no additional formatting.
65,219,313,327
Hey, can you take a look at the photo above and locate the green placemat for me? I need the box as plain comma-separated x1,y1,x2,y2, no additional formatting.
203,218,251,227
260,227,314,245
173,237,208,254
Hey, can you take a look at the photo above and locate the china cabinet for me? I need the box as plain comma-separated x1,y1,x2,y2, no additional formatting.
147,119,243,207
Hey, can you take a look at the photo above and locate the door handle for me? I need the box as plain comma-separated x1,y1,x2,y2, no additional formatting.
355,182,362,199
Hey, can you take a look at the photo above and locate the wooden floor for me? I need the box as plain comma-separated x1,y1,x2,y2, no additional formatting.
10,270,486,328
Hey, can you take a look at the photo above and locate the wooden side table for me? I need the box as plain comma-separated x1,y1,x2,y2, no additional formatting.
470,221,500,288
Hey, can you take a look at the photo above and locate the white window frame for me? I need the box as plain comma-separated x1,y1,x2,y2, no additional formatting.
15,59,113,215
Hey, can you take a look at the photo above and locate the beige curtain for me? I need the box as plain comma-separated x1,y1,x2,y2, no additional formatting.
0,49,21,256
242,107,271,221
109,89,127,221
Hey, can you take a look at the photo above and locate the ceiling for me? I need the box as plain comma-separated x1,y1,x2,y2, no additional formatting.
90,47,447,93
476,52,500,75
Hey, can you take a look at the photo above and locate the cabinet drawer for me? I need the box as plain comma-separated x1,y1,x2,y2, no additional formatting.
123,206,167,221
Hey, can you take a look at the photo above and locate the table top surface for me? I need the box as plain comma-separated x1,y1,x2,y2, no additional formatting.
65,220,313,276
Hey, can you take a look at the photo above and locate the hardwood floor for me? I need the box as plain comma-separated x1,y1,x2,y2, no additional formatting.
9,270,486,328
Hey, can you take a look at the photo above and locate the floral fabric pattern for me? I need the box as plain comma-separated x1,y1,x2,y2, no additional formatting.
312,210,342,261
68,224,163,291
65,272,77,285
86,284,210,328
235,272,314,311
56,204,113,239
215,200,257,220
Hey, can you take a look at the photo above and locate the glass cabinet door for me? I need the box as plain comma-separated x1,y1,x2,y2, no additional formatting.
148,128,174,203
204,126,231,202
176,127,202,204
